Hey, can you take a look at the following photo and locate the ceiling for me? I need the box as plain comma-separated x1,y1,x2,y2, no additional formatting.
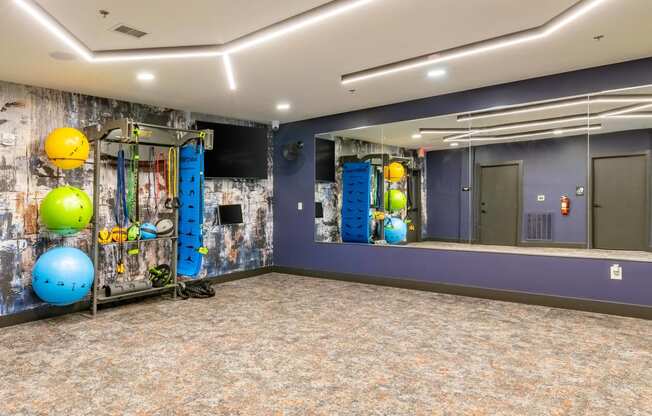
325,85,652,150
2,0,652,124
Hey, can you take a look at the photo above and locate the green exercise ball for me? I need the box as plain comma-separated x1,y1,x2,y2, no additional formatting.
384,189,407,212
40,186,93,236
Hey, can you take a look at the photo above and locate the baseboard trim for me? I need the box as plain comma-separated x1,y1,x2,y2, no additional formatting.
272,266,652,320
0,301,91,329
518,241,586,249
0,266,273,328
201,266,274,285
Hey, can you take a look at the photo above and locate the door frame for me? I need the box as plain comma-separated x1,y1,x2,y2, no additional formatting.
473,160,524,245
406,168,422,243
589,151,651,251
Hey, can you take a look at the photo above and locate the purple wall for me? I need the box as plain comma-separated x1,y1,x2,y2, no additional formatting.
273,58,652,307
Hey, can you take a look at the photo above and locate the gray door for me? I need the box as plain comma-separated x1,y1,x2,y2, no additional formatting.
593,155,647,251
479,164,519,245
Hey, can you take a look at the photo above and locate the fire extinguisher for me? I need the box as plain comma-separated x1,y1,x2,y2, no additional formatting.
561,195,570,216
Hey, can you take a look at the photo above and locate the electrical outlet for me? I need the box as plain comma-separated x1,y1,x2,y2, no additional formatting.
537,195,546,202
297,202,303,211
610,264,622,280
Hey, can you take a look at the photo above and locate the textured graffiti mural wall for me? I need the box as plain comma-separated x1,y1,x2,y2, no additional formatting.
0,80,273,317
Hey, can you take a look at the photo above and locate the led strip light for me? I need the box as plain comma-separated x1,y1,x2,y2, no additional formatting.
440,103,652,141
442,124,602,143
340,0,608,84
14,0,375,89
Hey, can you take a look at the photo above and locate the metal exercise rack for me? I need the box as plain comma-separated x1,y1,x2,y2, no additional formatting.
84,119,213,316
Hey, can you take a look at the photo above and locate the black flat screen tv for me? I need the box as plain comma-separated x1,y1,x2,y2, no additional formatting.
218,204,244,225
197,121,268,179
315,138,335,182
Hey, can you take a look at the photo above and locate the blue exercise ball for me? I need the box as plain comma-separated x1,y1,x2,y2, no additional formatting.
140,223,157,239
32,247,94,306
384,217,407,245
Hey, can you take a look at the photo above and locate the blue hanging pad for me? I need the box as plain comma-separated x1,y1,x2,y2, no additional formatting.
341,162,372,243
177,141,204,277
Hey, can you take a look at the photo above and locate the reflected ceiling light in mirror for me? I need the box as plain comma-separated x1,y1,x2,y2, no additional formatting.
341,0,607,84
600,103,652,118
412,134,422,139
449,142,460,147
446,113,591,140
605,112,652,119
444,124,602,143
427,69,447,79
420,128,468,135
458,95,652,122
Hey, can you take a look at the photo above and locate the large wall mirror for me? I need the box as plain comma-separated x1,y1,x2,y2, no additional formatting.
314,84,652,261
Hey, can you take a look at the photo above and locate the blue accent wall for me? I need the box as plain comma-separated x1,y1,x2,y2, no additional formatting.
274,58,652,307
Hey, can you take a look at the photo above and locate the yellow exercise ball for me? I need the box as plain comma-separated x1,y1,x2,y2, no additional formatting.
45,127,89,170
384,162,406,183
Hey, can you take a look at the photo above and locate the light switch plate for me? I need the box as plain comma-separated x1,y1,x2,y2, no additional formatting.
537,195,545,202
297,202,303,211
610,264,622,280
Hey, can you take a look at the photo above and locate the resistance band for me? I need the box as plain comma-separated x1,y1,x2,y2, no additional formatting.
165,147,180,209
116,149,129,226
127,143,140,224
115,149,128,274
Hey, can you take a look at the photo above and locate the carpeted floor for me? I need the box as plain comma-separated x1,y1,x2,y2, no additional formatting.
1,273,650,415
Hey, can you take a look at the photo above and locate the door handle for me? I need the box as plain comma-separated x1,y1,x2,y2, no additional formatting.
481,210,487,214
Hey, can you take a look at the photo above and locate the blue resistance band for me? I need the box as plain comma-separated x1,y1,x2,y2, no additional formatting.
115,149,129,227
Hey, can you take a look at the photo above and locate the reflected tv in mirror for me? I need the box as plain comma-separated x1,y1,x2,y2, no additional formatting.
316,138,335,182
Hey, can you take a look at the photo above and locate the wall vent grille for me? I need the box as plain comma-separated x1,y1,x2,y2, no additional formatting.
525,212,553,241
113,24,148,39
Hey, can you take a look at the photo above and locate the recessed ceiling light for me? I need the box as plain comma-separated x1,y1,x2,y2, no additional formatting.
412,134,422,139
449,142,460,147
277,103,291,111
137,72,155,81
427,69,446,78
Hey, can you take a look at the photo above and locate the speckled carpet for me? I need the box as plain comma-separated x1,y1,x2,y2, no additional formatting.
0,273,650,415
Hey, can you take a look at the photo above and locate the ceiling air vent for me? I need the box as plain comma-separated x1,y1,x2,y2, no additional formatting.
112,24,148,39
